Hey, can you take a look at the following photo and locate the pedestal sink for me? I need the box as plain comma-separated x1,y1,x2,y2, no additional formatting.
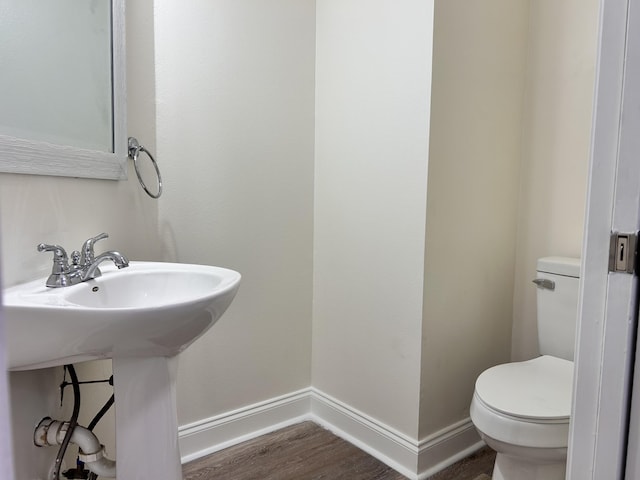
3,261,241,479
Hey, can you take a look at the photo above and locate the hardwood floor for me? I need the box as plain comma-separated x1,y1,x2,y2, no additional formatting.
426,447,494,480
182,421,495,480
183,422,405,480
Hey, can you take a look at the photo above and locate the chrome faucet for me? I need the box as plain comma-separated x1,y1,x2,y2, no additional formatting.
81,251,129,281
38,233,129,288
80,232,108,267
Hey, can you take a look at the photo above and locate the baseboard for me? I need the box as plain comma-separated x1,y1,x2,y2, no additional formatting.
309,388,483,480
178,388,312,464
178,387,483,479
416,418,485,479
309,388,421,478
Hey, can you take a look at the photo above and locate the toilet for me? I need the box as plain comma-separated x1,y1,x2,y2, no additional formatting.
470,256,580,480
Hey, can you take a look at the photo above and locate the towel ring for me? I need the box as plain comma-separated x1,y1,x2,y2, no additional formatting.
128,137,163,199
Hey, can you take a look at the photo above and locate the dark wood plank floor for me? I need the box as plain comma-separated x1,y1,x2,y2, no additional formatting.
182,421,495,480
427,447,494,480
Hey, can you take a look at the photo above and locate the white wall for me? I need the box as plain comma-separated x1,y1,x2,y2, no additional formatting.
313,0,433,440
511,0,599,361
3,0,316,475
2,0,158,475
153,0,316,425
1,0,602,477
420,0,530,437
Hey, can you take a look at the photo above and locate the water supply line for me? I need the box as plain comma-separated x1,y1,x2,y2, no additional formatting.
34,418,116,478
52,364,80,480
35,364,116,479
87,394,114,432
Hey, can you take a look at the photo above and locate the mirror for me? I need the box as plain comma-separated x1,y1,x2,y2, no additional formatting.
0,0,126,180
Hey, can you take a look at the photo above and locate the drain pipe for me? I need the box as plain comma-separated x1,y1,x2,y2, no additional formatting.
34,418,116,478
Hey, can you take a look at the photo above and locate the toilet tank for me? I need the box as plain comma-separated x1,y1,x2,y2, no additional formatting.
535,256,581,361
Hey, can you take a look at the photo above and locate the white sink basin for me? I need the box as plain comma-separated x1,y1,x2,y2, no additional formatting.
3,261,241,370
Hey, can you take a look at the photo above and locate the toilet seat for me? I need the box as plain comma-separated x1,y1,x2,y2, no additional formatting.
470,356,573,448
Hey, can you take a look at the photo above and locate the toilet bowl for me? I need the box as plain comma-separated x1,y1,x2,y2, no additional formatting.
470,355,573,480
470,257,580,480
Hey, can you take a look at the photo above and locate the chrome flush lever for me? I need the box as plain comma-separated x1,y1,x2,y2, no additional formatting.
532,278,555,291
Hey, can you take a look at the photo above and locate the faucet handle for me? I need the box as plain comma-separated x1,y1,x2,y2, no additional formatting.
37,243,71,287
37,243,68,265
80,233,109,264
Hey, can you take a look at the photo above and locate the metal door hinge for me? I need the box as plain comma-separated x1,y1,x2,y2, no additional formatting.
609,232,638,274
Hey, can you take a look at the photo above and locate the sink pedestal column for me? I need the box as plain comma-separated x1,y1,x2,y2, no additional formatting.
112,356,182,480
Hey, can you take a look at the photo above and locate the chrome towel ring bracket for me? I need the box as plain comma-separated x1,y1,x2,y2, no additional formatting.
127,137,163,199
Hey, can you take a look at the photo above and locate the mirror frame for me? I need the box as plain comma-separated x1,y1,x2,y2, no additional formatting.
0,0,127,180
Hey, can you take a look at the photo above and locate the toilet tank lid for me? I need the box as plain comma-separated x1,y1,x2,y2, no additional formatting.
537,257,580,278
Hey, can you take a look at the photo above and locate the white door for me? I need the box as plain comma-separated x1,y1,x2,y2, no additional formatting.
568,0,640,478
626,326,640,478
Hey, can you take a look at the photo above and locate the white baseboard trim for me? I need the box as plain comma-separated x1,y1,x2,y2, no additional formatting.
309,388,421,478
417,418,485,479
309,388,483,480
178,388,312,464
178,387,483,479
